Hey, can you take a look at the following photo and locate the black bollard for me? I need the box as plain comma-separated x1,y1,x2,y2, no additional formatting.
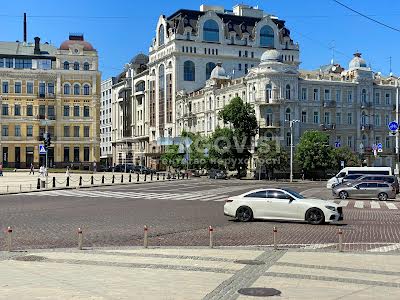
112,174,115,184
52,177,56,188
79,176,82,186
37,178,41,189
178,173,180,180
102,175,105,184
121,174,124,183
157,173,159,180
129,173,132,182
151,173,153,181
66,176,70,187
144,173,147,181
91,175,94,185
137,173,140,182
163,173,165,180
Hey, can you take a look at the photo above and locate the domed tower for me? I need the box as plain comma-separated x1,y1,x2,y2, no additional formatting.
345,52,372,81
349,52,368,70
130,53,149,74
207,62,231,87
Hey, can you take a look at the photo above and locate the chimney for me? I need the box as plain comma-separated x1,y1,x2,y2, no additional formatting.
23,13,27,42
34,36,40,54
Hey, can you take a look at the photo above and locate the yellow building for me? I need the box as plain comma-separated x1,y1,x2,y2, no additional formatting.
0,34,100,169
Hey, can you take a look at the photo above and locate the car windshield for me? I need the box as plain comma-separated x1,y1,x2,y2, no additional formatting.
283,188,305,199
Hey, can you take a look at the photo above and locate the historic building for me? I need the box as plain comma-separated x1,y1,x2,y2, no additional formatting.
0,34,101,168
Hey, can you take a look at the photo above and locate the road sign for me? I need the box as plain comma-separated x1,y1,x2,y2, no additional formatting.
39,144,47,154
372,144,377,151
335,141,341,148
377,143,383,149
340,161,345,168
378,149,383,153
388,121,399,131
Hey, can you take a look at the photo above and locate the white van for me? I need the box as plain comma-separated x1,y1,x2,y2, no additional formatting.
326,167,393,188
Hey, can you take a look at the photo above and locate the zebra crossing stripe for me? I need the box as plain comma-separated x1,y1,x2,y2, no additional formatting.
354,201,364,208
199,195,228,202
368,243,400,252
370,201,380,209
301,243,335,250
385,202,398,210
338,200,348,207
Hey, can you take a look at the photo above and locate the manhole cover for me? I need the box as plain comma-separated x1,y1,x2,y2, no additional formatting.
14,255,46,262
234,260,265,265
238,288,281,297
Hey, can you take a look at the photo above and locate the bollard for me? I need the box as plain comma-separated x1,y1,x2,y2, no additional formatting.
52,177,56,188
77,228,83,250
79,176,82,186
186,173,189,179
7,186,9,193
144,225,149,248
30,184,32,190
121,174,124,183
66,176,70,187
273,226,277,250
209,226,214,248
144,173,147,182
157,173,159,180
91,175,94,185
137,173,140,182
19,184,22,192
101,175,105,184
163,173,165,181
129,173,132,182
177,173,180,180
338,229,343,252
151,173,153,181
37,178,41,189
112,174,115,184
6,226,12,252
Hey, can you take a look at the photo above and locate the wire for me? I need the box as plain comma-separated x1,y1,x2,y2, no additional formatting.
333,0,400,33
0,14,128,20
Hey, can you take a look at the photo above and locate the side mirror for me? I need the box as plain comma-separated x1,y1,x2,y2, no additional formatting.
288,197,295,203
355,186,360,189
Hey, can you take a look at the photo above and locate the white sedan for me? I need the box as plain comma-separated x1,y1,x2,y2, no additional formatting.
224,188,343,225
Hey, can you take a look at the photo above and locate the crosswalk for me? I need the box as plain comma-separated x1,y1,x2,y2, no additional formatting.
332,199,400,210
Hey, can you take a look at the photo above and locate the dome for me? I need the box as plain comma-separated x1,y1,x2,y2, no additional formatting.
261,49,282,62
210,63,228,79
349,52,367,69
130,53,149,65
60,34,95,51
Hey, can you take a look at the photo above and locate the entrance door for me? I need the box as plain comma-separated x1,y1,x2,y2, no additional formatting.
26,147,34,167
15,147,21,169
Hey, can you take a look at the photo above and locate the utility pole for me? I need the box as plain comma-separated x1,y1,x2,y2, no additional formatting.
290,120,300,182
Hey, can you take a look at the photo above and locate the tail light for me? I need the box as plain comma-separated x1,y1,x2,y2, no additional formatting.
225,198,233,203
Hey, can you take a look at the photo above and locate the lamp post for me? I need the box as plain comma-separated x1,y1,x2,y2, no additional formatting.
289,119,300,182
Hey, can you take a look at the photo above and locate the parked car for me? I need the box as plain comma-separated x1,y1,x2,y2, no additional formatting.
113,164,135,173
224,188,342,225
351,175,399,194
332,181,396,201
208,169,227,179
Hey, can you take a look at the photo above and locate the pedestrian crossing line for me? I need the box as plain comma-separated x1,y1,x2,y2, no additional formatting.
385,202,398,210
370,201,380,209
199,195,229,202
354,201,364,209
338,200,349,207
368,243,400,253
301,243,335,250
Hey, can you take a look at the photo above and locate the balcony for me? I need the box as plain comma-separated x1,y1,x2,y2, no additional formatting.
259,120,282,129
360,102,373,109
360,124,373,131
37,93,56,99
323,100,336,108
320,123,336,131
256,97,284,105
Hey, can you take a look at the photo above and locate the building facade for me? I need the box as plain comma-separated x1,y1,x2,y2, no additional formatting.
0,34,101,168
100,77,115,167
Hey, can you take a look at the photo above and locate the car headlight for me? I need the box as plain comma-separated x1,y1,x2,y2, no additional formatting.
325,206,336,211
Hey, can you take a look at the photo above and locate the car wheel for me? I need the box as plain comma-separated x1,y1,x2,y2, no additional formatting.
305,208,325,225
236,206,253,222
378,192,388,201
339,191,348,200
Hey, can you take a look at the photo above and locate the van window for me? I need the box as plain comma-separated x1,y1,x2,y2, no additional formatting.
366,183,378,188
337,172,346,178
378,183,389,188
348,170,390,175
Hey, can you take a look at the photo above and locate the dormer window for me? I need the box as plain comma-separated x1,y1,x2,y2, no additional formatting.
203,19,219,42
158,25,165,46
260,25,274,48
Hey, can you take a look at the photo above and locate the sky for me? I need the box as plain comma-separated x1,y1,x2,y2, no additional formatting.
0,0,399,79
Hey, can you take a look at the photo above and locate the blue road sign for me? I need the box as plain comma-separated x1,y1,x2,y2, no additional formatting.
335,141,341,148
39,144,46,154
388,121,399,131
377,143,383,149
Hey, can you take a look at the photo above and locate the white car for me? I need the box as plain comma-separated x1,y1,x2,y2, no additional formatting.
224,188,343,225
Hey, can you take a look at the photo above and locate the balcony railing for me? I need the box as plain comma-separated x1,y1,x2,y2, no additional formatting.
360,102,373,109
320,123,336,131
256,97,284,105
323,100,337,108
38,93,56,99
360,124,373,131
259,120,282,128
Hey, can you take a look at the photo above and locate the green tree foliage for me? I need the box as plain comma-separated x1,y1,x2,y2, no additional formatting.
257,140,289,178
332,146,361,169
160,144,183,170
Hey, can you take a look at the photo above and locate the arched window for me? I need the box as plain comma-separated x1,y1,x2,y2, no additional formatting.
265,132,273,141
203,19,219,42
265,108,273,126
285,84,291,100
285,108,291,122
361,89,367,103
184,60,195,81
63,61,69,70
83,62,90,71
265,84,272,101
361,111,366,125
206,62,216,80
74,84,80,95
83,84,90,95
64,84,70,95
158,25,165,46
260,25,274,48
73,62,80,70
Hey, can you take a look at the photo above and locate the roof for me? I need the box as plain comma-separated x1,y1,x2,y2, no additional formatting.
0,41,57,57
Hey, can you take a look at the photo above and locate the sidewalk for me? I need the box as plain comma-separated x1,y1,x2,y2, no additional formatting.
1,246,399,299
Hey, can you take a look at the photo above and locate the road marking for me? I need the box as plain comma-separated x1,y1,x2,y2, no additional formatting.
384,202,398,210
199,195,229,202
370,201,380,209
368,243,400,252
338,200,349,207
301,243,335,250
354,201,364,208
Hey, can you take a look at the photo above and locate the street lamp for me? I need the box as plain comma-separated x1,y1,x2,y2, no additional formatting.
289,119,300,182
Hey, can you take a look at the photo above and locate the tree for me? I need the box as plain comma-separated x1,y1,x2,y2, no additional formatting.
295,130,334,178
257,140,289,178
332,147,361,169
217,97,258,177
160,145,183,170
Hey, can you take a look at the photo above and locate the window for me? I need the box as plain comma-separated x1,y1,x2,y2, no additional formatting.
285,108,291,122
260,25,274,47
15,59,32,69
268,190,293,200
84,126,90,137
73,62,80,70
2,125,9,136
15,125,21,137
15,82,21,93
64,126,70,137
265,108,273,126
39,105,45,117
84,106,90,117
265,84,272,101
158,25,165,46
63,61,69,70
361,112,367,125
74,106,80,117
238,63,242,71
313,111,319,124
14,104,21,116
0,59,3,68
374,92,380,105
206,62,216,80
347,91,353,103
385,115,390,126
336,90,341,102
336,112,341,125
64,84,70,95
386,137,390,149
301,111,307,123
63,106,70,116
324,89,330,100
27,105,33,116
83,84,90,95
324,112,330,124
2,81,9,93
83,62,90,71
183,60,195,81
2,104,8,115
74,84,80,95
48,105,55,117
285,84,291,100
48,82,54,95
5,58,13,68
244,191,266,198
385,93,391,105
313,88,319,101
347,113,352,125
347,136,353,148
74,126,80,137
203,19,219,42
84,147,90,161
301,87,307,100
73,147,80,162
244,50,248,57
27,82,33,94
375,114,381,126
64,147,70,162
361,89,367,103
39,82,46,96
27,125,33,137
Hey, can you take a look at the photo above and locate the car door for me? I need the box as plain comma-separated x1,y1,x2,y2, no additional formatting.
266,190,299,220
352,183,369,198
242,190,268,218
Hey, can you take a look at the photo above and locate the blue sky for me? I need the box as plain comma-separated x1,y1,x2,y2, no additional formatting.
1,0,399,79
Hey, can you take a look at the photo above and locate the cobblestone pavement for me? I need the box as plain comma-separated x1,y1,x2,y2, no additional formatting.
1,178,400,252
1,247,400,299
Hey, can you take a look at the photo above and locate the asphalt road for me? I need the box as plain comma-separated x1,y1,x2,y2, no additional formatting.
1,178,400,252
